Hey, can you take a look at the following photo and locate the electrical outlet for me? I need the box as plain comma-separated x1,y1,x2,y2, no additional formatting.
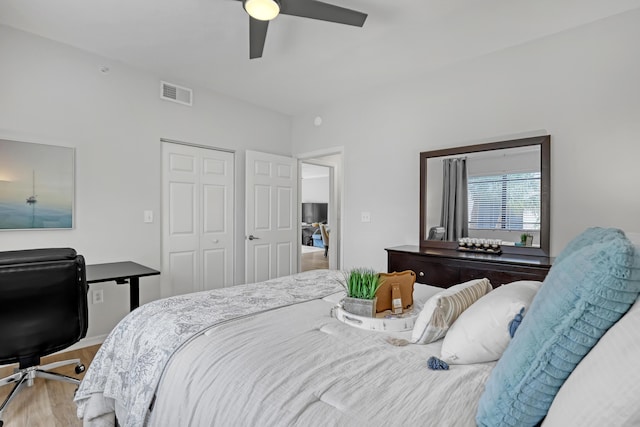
92,289,104,304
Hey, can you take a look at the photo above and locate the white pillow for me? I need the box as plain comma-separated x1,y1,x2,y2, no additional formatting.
441,280,542,364
411,278,492,344
543,293,640,426
412,282,442,307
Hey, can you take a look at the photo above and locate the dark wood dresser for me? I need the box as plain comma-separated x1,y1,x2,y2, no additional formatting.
386,245,553,288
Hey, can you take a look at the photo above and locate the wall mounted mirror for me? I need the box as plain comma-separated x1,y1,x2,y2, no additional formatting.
420,135,550,256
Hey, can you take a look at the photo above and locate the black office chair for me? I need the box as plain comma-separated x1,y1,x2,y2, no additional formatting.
427,226,446,240
0,248,88,426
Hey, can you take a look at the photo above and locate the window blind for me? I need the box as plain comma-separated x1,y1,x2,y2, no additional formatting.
468,172,541,231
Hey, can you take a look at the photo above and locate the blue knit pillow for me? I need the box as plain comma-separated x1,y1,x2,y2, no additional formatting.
553,227,625,265
476,233,640,427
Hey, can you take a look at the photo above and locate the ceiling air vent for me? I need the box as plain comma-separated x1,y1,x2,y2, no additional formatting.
160,81,193,106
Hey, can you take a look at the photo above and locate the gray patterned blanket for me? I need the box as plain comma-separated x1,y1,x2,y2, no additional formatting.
75,269,344,427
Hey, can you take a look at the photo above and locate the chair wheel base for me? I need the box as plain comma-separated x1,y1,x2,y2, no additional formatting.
75,364,85,374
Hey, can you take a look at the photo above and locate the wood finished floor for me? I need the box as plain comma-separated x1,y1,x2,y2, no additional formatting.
301,247,329,271
0,344,101,427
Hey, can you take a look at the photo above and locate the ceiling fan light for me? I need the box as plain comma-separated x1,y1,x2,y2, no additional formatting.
244,0,280,21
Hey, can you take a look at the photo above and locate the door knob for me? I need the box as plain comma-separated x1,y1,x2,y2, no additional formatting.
247,235,260,240
211,239,219,244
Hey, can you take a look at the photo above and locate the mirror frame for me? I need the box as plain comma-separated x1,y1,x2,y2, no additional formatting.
419,135,551,256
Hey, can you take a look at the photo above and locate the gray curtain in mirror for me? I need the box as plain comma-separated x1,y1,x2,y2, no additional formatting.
440,158,468,240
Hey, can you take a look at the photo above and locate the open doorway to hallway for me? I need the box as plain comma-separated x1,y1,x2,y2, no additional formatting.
298,149,342,272
300,163,330,271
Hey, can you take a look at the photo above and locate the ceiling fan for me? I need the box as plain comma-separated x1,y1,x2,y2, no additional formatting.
237,0,368,59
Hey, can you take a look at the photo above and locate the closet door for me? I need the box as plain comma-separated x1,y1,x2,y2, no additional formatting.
162,142,234,297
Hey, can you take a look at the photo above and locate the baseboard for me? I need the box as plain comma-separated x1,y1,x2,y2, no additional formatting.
57,334,108,354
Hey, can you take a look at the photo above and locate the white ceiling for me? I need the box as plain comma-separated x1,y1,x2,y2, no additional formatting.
2,0,640,115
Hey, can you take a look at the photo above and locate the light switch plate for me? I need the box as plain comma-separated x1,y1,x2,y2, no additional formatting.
144,210,153,223
361,211,371,222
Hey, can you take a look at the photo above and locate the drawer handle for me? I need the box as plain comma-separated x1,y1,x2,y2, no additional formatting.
419,271,425,277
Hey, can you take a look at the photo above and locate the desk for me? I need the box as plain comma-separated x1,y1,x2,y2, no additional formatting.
87,262,160,311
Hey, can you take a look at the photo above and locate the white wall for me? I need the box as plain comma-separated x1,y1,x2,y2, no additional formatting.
291,9,640,271
4,8,640,341
0,25,292,341
301,176,330,203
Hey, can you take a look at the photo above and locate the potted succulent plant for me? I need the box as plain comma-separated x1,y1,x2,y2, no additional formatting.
340,268,381,317
520,233,534,247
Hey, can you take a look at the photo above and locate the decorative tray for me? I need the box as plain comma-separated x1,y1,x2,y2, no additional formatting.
456,246,502,255
333,305,419,332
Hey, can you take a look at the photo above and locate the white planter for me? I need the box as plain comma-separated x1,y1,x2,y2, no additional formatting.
343,296,377,318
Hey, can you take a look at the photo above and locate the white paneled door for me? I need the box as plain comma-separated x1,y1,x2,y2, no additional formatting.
162,141,234,297
245,150,297,283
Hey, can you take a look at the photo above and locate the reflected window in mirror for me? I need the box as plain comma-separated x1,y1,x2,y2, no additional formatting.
420,136,550,256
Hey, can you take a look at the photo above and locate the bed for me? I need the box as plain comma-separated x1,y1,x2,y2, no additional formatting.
75,228,640,427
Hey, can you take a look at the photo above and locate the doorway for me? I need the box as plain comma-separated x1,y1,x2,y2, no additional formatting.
298,149,343,272
300,163,330,271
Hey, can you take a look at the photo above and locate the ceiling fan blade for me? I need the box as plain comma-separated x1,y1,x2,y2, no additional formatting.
249,17,269,59
280,0,367,27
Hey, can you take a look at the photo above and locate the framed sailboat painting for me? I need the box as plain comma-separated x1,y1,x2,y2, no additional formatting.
0,138,74,230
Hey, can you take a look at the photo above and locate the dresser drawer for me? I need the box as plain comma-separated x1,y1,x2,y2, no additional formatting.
386,246,552,290
388,252,460,288
458,264,548,286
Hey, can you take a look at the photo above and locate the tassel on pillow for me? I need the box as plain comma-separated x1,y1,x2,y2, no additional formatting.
431,302,447,329
427,356,449,370
508,307,525,338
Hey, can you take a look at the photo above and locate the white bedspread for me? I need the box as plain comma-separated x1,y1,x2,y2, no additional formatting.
76,270,345,427
148,291,495,426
